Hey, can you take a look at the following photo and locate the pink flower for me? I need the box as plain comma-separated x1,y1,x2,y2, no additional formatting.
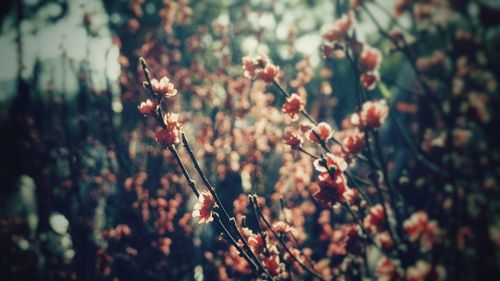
322,43,345,59
351,100,389,130
137,99,157,116
242,56,258,79
283,130,303,149
406,261,446,281
313,153,347,174
156,127,180,146
156,112,182,146
360,71,380,91
340,131,365,161
364,204,386,233
150,76,178,98
247,232,265,254
272,221,291,234
192,190,217,224
312,176,348,207
262,254,286,279
376,231,394,250
159,237,172,255
306,122,332,144
359,45,382,72
376,258,402,281
163,112,181,129
258,64,280,83
322,12,354,42
403,211,441,251
282,93,304,121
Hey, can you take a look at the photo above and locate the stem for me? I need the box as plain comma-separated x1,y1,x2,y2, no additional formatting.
181,132,233,222
297,147,320,159
249,196,271,256
344,171,373,206
251,195,326,281
363,130,402,252
361,5,441,109
213,213,260,273
139,57,269,279
372,130,407,226
388,110,445,175
168,146,200,197
340,202,387,255
229,218,275,280
279,197,316,268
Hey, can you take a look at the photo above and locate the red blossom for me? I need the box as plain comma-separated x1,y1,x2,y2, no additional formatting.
156,113,182,146
322,11,354,42
406,261,446,281
306,122,332,144
242,56,259,79
282,93,304,121
351,100,389,130
258,64,280,83
340,131,365,161
262,254,286,279
376,258,402,281
360,71,380,91
359,45,382,72
247,232,265,254
272,221,291,234
404,211,441,251
376,231,394,250
364,204,386,233
150,76,178,98
283,130,303,149
312,173,349,207
137,99,157,116
313,153,347,174
159,237,172,255
311,153,351,206
192,191,217,224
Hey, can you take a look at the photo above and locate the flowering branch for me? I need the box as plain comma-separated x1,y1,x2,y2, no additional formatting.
250,195,326,281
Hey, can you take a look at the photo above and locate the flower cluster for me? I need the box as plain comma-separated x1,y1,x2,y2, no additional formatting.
404,211,441,251
192,191,217,224
351,99,389,130
156,112,183,146
312,153,351,207
242,56,281,83
358,44,383,90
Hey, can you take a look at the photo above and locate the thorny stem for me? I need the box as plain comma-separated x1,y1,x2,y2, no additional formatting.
251,195,326,281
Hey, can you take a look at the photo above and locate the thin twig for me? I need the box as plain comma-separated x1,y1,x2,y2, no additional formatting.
251,195,326,281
